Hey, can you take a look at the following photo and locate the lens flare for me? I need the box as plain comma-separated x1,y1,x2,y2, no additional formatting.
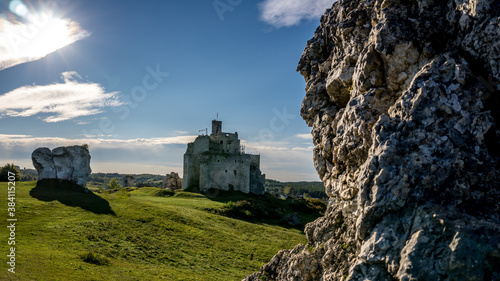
0,1,90,70
9,0,29,18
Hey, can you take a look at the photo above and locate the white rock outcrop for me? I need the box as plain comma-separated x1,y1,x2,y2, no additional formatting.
162,172,182,189
32,145,92,187
122,175,135,188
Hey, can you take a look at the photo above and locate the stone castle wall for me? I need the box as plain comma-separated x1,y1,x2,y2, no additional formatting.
182,120,265,195
199,154,251,193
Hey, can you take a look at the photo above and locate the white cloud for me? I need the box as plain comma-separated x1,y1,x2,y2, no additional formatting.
259,0,335,28
294,133,312,140
0,133,319,181
0,71,123,122
0,8,90,70
90,162,182,177
61,71,82,82
174,130,190,135
241,136,317,181
0,134,191,176
0,134,197,149
0,134,319,181
0,134,196,174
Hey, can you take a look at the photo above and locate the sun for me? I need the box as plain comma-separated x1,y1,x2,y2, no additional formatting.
22,15,75,59
7,0,86,60
1,1,89,70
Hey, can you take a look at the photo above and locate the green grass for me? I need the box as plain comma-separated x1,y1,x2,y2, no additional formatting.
0,181,306,281
205,191,326,229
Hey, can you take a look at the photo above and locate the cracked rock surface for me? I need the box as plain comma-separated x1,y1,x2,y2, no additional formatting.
245,0,500,280
32,145,92,187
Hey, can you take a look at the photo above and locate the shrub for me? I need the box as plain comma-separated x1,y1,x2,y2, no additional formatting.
0,163,21,182
79,252,109,266
291,198,327,216
108,178,121,190
205,192,327,229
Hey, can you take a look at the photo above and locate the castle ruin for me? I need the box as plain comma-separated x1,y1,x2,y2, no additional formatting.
182,120,265,195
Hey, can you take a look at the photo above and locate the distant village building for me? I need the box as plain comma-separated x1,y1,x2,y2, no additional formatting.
182,120,265,195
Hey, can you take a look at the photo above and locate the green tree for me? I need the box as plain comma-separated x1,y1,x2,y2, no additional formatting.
108,178,121,190
0,164,21,182
283,186,291,195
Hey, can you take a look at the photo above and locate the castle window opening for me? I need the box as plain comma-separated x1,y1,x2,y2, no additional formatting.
234,170,237,175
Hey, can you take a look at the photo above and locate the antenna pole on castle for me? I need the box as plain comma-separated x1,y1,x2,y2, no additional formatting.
216,112,218,120
199,128,208,136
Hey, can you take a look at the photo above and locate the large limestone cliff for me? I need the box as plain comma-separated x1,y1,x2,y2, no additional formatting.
245,0,500,280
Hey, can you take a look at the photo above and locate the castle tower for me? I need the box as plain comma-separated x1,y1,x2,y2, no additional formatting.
182,119,265,195
211,120,222,137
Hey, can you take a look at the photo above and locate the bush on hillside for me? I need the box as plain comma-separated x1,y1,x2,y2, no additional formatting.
108,178,121,190
291,198,327,216
0,163,21,182
79,251,110,266
207,194,327,228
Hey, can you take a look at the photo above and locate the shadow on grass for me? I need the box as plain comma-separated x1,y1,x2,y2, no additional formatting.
186,187,326,230
30,179,116,215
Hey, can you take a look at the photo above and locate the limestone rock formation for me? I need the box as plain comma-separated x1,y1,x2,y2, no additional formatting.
245,0,500,280
32,146,92,187
162,172,182,189
122,175,135,188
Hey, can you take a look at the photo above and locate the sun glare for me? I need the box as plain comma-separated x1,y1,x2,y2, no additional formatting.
22,16,74,58
2,0,89,68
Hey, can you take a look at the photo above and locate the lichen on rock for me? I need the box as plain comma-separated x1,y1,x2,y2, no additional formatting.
245,0,500,280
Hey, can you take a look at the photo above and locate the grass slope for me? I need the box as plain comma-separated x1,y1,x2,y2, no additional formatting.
0,181,306,281
265,179,327,199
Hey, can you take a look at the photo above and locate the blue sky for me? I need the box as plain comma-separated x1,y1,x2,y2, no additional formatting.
0,0,334,181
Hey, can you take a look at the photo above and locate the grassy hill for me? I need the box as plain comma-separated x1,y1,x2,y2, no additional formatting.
0,181,308,281
265,179,327,199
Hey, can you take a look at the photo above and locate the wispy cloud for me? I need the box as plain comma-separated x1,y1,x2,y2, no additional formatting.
294,133,312,140
0,133,318,181
0,134,197,148
252,144,316,181
241,135,317,181
0,3,90,71
0,71,123,122
259,0,334,28
0,134,194,176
